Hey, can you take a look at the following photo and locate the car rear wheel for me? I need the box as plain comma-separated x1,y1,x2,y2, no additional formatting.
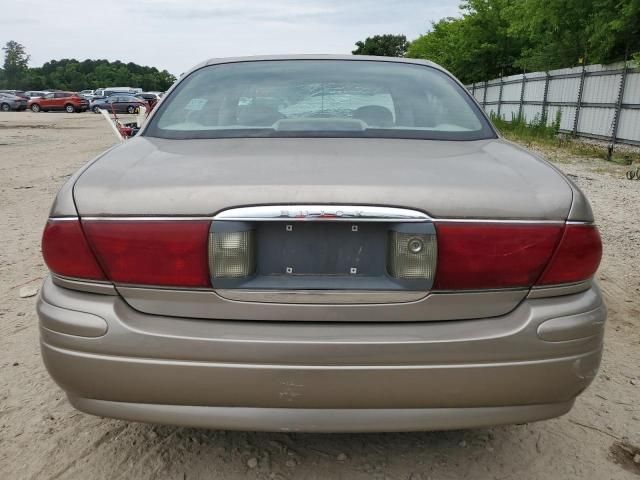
65,104,76,113
93,106,101,114
127,105,136,114
1,103,10,112
30,104,41,112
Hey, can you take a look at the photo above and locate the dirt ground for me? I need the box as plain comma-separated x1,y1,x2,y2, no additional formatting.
1,111,639,480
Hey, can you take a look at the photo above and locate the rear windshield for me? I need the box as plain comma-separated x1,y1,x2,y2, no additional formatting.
145,60,495,141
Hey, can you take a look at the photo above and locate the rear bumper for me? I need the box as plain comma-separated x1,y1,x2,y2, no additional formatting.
37,276,606,431
68,397,575,433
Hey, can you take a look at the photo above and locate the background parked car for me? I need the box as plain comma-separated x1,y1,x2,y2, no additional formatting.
28,92,89,113
91,94,148,114
135,92,161,109
0,89,29,100
0,92,28,111
93,87,142,99
24,91,49,99
79,90,95,100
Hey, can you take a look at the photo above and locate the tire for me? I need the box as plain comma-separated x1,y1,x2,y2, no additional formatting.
127,105,136,114
93,106,101,114
1,103,10,112
65,104,76,113
30,103,41,112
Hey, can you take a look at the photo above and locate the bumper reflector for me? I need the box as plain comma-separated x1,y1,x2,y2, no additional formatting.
210,230,256,278
387,232,437,280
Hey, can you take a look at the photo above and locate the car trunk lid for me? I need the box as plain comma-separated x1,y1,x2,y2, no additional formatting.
73,136,572,219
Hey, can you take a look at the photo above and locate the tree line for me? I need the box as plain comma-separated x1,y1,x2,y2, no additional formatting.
353,0,640,84
0,41,176,92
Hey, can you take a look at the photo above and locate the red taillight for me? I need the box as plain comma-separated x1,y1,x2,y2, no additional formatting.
434,222,602,290
42,219,106,280
433,223,564,290
82,220,211,287
536,224,602,285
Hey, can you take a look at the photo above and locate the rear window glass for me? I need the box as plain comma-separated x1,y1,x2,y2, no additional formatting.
145,60,494,141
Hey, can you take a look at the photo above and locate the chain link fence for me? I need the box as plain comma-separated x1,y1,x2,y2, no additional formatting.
466,61,640,147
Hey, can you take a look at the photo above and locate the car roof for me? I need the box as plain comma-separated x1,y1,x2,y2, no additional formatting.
181,54,443,77
203,54,437,67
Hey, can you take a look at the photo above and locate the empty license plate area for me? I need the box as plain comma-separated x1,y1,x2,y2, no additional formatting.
257,222,385,277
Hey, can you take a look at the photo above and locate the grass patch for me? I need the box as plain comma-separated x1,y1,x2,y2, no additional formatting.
490,112,639,165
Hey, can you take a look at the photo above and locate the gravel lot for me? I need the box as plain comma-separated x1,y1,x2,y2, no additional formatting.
1,112,639,480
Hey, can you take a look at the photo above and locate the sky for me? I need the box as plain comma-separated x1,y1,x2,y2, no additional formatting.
0,0,460,75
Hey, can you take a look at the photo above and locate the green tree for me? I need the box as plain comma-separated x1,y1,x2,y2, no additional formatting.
2,41,30,87
407,18,468,76
506,0,595,70
352,34,410,57
407,0,523,83
588,0,640,63
28,58,177,91
406,0,640,81
506,0,640,70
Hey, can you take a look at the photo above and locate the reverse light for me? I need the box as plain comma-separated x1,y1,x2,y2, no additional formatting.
387,231,437,280
209,230,256,278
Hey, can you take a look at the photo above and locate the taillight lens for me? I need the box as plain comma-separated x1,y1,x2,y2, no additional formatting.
387,231,437,280
42,219,106,280
82,220,211,287
434,223,563,290
209,230,256,278
537,224,602,285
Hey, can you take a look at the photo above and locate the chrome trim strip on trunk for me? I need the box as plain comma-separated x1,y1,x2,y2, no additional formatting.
78,216,212,221
213,205,431,222
434,218,566,225
70,215,585,225
47,217,79,221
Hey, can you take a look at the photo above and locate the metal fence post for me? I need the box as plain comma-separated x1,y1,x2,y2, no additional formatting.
482,80,488,109
573,64,587,136
542,72,550,125
471,82,476,100
497,77,504,119
518,74,526,121
611,61,629,146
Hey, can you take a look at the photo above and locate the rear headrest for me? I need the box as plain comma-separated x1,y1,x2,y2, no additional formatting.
352,105,394,128
237,104,285,127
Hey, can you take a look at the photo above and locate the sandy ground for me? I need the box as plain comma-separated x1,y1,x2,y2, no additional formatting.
0,111,639,480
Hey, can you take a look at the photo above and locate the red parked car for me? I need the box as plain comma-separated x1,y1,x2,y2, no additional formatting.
28,92,89,113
